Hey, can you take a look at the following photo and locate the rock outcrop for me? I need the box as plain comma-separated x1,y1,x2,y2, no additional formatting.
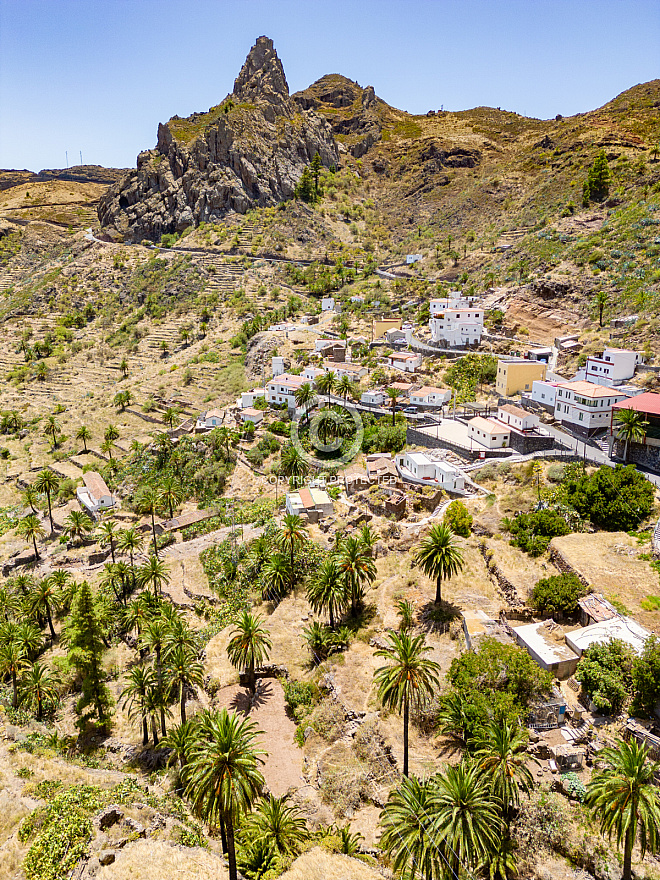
98,37,339,241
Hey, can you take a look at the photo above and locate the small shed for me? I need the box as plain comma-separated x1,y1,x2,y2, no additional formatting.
512,621,579,678
552,744,585,772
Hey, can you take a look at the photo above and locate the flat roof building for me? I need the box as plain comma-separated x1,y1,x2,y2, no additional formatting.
512,621,579,678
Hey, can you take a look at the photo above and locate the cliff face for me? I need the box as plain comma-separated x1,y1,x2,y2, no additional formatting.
98,37,339,241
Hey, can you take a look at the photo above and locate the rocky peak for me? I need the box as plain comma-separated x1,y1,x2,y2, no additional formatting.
233,36,289,105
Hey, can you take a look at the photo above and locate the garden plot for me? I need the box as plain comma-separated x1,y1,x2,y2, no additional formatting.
486,536,560,604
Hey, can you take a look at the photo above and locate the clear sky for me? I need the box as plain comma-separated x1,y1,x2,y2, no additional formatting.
1,0,658,172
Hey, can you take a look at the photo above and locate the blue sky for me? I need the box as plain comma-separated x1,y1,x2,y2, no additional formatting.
1,0,658,172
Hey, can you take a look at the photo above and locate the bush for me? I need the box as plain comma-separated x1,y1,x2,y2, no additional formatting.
531,572,587,617
546,463,565,483
269,420,289,436
443,500,473,537
283,680,319,713
561,464,654,532
503,509,572,556
631,634,660,717
576,638,634,715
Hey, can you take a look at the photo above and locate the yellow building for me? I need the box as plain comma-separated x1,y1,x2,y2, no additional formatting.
496,358,547,397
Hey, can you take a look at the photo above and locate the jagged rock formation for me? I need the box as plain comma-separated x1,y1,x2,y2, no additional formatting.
294,74,388,158
98,37,339,241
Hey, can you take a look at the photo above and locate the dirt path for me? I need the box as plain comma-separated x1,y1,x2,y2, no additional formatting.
213,680,303,796
163,524,264,562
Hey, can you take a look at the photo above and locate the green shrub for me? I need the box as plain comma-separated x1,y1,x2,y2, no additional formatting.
283,680,319,713
531,572,587,616
576,638,634,715
502,509,571,556
561,464,654,532
443,500,473,537
546,463,565,483
631,634,660,717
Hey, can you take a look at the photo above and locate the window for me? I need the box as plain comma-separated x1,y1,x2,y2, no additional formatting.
579,412,583,421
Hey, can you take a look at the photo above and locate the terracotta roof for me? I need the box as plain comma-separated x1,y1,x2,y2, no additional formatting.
469,416,509,434
83,471,111,501
498,404,530,418
270,373,306,389
613,392,660,417
298,487,314,510
413,386,446,397
559,380,623,398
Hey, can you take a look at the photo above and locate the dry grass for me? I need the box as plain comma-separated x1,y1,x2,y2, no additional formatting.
550,532,660,628
101,838,228,880
280,847,382,880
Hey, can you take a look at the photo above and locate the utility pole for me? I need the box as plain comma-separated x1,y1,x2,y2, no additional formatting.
80,150,83,166
65,151,68,169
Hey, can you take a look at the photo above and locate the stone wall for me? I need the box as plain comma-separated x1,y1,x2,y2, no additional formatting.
611,438,660,474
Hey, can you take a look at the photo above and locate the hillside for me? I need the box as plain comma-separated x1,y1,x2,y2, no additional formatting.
1,35,660,880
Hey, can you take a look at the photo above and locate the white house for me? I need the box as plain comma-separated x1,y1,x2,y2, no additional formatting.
531,380,561,411
302,365,325,382
467,416,510,449
395,451,465,491
328,362,368,380
565,616,651,658
77,472,116,517
583,347,643,386
266,372,307,408
272,356,286,377
385,327,413,345
386,352,422,373
286,486,334,522
196,408,225,429
409,386,451,406
240,408,264,426
429,295,484,347
361,390,385,406
321,297,335,312
350,295,364,303
239,390,265,409
496,404,539,432
554,381,628,435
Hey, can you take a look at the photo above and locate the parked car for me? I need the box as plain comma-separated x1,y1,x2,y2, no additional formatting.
403,406,418,415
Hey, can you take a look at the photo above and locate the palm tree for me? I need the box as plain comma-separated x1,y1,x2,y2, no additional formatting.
294,382,317,423
316,370,336,406
137,555,170,599
167,644,204,723
43,415,60,448
34,469,59,532
63,510,94,545
0,585,21,621
379,774,442,880
437,691,472,751
159,477,182,519
614,408,649,462
28,576,62,641
20,661,59,721
35,361,48,381
143,616,171,735
374,632,441,777
22,484,40,514
120,357,129,378
261,553,291,603
49,568,76,610
586,738,660,880
76,424,92,452
472,719,535,823
385,388,398,426
104,423,120,444
336,374,356,403
135,486,160,554
17,514,45,560
227,611,272,695
306,557,348,629
414,523,465,606
280,443,310,486
248,794,308,856
433,760,503,878
118,527,143,584
337,535,377,616
121,665,156,746
302,620,335,664
594,290,609,327
101,438,115,460
358,521,377,555
0,641,28,708
14,622,43,661
185,709,266,880
278,514,308,591
162,719,197,770
164,407,179,429
97,518,119,563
